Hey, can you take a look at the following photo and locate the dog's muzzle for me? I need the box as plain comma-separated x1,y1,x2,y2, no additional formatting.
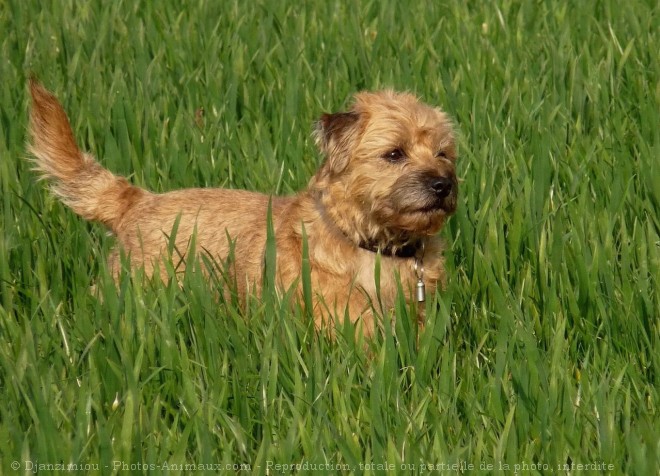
389,171,458,215
425,174,457,213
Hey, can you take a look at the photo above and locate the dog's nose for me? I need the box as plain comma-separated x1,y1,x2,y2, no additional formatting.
431,177,453,198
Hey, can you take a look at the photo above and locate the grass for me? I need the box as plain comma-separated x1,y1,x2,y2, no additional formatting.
1,0,658,474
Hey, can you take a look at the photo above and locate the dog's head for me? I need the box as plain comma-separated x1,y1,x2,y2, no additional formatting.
312,90,458,250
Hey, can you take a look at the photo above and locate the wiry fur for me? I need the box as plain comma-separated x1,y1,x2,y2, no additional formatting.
27,80,458,336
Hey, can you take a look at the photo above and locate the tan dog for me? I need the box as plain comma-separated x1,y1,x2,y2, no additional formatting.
28,79,458,335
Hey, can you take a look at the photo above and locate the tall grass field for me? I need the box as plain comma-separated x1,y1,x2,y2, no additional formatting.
1,1,658,474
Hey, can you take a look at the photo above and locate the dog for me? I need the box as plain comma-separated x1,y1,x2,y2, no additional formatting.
27,78,458,336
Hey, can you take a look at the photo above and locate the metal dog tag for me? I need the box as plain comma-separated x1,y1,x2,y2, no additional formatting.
416,279,426,302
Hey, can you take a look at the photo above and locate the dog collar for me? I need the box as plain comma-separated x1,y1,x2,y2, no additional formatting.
359,239,427,302
312,192,423,259
357,239,422,258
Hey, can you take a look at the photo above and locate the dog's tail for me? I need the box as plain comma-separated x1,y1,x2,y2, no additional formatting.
27,78,143,231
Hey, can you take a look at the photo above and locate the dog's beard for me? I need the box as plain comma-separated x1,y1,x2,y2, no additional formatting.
324,170,458,243
356,172,455,238
387,171,457,215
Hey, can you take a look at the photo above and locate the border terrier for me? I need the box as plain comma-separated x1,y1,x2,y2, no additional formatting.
28,79,458,335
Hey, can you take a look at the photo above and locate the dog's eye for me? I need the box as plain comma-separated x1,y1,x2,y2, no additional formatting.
436,151,447,159
383,148,405,162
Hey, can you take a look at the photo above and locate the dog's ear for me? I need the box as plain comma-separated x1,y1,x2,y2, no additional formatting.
313,111,360,174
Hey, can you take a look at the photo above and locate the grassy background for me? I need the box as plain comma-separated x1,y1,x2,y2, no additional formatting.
1,0,658,474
